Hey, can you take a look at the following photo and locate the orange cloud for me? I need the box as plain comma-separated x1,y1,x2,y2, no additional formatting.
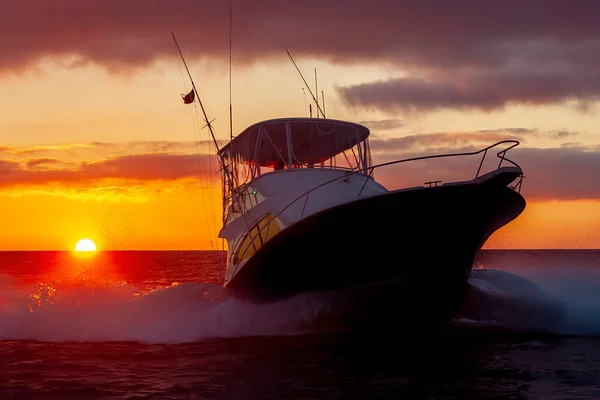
0,136,596,204
26,157,63,169
5,143,93,156
0,152,219,189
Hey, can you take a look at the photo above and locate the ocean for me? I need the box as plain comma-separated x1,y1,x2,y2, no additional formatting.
0,250,599,399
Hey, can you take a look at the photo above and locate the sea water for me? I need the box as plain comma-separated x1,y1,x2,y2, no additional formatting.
0,250,599,399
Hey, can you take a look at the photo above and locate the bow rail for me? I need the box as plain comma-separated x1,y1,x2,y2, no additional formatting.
229,140,523,273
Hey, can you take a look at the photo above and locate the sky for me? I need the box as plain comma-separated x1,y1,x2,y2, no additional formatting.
1,0,599,250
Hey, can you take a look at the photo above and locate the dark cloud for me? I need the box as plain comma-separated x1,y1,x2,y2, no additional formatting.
2,1,599,69
370,144,600,201
514,147,600,200
369,132,520,153
477,128,579,140
477,128,538,135
337,66,600,112
548,130,577,139
358,119,404,130
1,1,600,113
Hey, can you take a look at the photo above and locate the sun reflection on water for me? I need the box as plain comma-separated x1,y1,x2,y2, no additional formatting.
24,251,147,313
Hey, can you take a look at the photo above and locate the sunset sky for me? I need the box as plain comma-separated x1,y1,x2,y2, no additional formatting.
1,0,599,250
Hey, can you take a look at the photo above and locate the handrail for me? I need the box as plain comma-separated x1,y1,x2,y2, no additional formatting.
229,140,523,271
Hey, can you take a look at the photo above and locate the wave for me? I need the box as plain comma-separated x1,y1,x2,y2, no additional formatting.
457,266,600,336
0,277,334,343
2,256,600,343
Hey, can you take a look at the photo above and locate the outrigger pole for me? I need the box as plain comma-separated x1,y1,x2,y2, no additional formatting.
172,30,237,222
171,31,223,157
285,47,326,119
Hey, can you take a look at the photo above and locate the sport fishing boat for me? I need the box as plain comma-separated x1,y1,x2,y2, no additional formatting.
216,117,525,309
171,33,526,323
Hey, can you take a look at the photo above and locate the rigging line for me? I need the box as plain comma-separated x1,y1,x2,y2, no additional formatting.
172,30,237,240
178,55,212,236
199,122,220,241
285,47,326,118
221,238,226,279
182,82,216,245
290,62,307,115
171,31,219,251
192,105,219,245
190,106,215,247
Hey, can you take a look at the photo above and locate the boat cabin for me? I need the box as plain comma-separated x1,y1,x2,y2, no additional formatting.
217,117,372,223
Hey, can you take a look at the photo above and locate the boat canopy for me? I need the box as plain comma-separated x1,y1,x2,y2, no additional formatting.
218,118,370,167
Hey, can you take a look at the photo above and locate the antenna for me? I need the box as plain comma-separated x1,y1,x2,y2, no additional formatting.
285,47,326,118
229,4,233,143
315,68,319,119
321,90,325,117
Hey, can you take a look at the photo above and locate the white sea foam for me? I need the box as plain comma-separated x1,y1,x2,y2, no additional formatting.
0,278,333,343
461,264,600,336
1,254,599,342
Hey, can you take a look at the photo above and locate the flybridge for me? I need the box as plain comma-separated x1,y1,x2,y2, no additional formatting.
218,117,371,169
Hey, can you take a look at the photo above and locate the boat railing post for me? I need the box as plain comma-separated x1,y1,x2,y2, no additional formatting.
301,193,310,218
498,150,506,169
356,167,374,198
476,149,488,178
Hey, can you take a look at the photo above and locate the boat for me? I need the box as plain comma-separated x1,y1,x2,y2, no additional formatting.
171,33,526,325
216,118,525,315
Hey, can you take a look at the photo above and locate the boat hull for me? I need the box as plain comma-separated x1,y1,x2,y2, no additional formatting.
225,170,526,322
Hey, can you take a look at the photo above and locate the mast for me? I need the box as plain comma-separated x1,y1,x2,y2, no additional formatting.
229,4,233,143
171,31,222,157
285,47,326,119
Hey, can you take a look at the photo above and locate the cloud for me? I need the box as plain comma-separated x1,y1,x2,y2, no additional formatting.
0,136,597,202
337,66,600,112
358,119,404,130
2,1,598,69
0,141,222,162
26,157,63,169
514,147,600,200
1,143,93,156
369,131,521,154
0,153,220,188
1,1,600,112
0,160,21,172
370,143,600,201
548,130,577,139
477,128,538,135
369,128,577,157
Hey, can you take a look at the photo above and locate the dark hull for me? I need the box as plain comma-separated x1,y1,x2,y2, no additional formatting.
225,170,525,322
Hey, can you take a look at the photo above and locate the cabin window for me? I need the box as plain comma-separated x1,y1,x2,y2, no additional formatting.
232,213,281,265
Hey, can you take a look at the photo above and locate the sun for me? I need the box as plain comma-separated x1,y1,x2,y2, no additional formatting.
75,238,97,252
